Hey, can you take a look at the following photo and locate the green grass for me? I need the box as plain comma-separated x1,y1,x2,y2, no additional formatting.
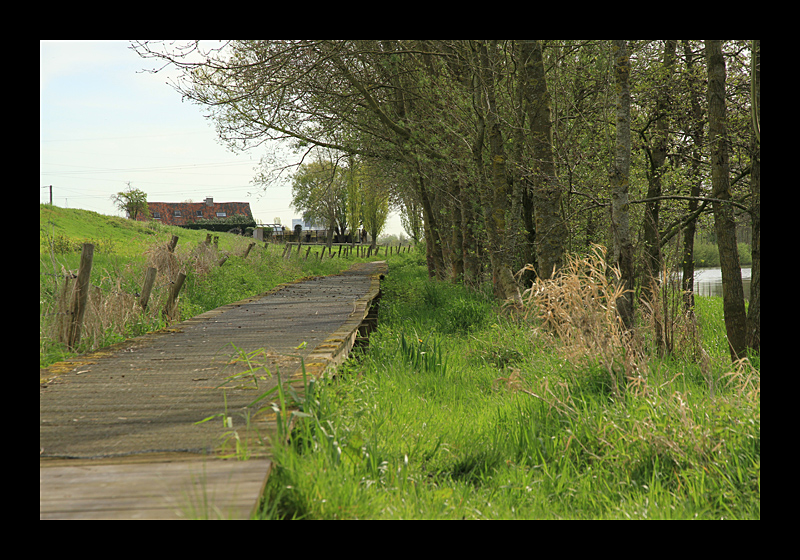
39,204,387,368
259,252,760,519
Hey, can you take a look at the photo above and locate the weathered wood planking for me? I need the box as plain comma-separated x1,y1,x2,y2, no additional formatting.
40,261,386,520
40,458,271,520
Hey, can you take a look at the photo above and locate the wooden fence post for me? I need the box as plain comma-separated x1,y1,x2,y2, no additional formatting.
167,235,179,252
66,243,94,350
163,272,187,320
139,267,157,310
56,270,77,344
243,242,256,258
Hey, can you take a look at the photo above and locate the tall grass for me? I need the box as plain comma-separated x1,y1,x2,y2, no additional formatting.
259,246,759,519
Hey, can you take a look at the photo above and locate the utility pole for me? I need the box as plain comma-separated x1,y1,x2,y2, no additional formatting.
42,185,53,205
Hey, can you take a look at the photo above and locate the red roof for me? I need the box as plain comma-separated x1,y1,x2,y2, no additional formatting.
136,200,253,226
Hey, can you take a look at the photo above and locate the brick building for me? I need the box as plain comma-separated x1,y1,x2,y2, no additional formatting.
135,197,253,227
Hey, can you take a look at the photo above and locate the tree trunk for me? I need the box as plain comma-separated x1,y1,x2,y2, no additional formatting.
681,40,704,312
461,183,481,286
610,40,635,329
450,180,465,281
643,40,677,281
643,40,677,354
705,40,747,361
519,40,566,280
416,167,445,279
326,225,334,250
478,40,522,305
746,39,760,352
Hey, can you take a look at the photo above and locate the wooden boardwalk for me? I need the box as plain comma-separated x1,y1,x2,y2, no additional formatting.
40,455,272,520
40,261,386,520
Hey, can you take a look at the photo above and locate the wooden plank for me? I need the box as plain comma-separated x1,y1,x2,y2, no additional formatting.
39,261,386,519
40,458,271,520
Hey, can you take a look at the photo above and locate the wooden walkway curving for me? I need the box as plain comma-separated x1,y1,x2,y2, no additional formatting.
40,261,387,519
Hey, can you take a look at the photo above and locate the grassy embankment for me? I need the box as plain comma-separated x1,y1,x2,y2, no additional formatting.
39,204,386,369
259,247,760,520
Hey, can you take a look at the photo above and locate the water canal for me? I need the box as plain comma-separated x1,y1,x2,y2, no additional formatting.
681,267,753,300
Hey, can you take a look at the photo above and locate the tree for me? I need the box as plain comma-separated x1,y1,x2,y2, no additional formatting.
112,183,149,221
345,156,363,244
360,162,390,250
473,40,521,305
679,40,707,312
290,158,349,247
705,40,747,361
609,40,634,329
746,39,760,353
641,40,677,282
399,190,423,244
518,40,567,280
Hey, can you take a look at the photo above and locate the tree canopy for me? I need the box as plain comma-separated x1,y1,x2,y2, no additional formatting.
133,40,760,356
112,183,149,221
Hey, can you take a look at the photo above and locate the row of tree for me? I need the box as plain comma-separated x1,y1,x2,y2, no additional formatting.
133,40,760,359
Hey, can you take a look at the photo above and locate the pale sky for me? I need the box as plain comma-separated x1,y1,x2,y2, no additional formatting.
39,40,404,236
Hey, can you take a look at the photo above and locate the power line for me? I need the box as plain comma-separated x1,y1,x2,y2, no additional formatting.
40,159,254,176
39,130,212,143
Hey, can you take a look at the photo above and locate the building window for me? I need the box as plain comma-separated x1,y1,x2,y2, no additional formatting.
196,210,203,217
153,212,161,219
216,212,227,217
174,210,182,217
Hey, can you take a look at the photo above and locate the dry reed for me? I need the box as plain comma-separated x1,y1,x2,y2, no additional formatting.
144,243,182,283
521,244,642,397
45,265,165,354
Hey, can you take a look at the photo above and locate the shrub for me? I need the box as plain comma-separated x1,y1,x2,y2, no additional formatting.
692,241,719,267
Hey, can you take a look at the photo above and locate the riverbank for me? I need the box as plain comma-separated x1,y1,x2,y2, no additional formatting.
260,250,760,519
